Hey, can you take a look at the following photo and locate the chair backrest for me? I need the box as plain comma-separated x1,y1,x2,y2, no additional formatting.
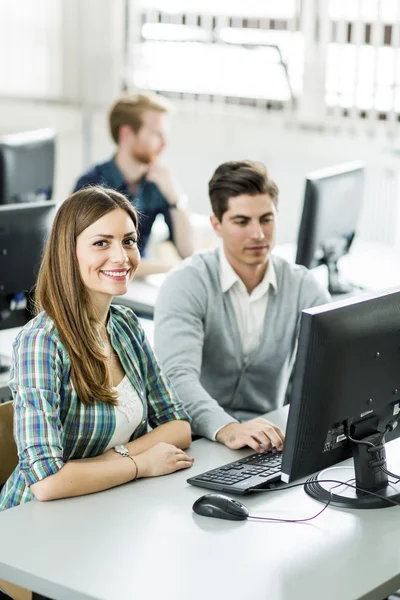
0,401,18,486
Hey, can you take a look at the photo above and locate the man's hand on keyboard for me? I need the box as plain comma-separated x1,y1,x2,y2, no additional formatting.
215,418,285,452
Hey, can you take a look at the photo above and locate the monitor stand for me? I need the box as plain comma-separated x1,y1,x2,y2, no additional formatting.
320,235,362,296
305,432,400,509
326,259,362,296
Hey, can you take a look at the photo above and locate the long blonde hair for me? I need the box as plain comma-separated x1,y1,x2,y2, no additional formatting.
35,187,138,406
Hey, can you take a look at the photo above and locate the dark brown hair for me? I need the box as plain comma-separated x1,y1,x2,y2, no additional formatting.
109,91,169,144
35,187,138,406
208,160,279,221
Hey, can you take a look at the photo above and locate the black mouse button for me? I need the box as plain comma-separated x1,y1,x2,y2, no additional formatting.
228,499,249,516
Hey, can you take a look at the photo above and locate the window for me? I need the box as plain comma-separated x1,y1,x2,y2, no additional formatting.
129,0,302,109
326,0,400,119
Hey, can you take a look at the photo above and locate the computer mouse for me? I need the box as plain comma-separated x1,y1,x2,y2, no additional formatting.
192,493,249,521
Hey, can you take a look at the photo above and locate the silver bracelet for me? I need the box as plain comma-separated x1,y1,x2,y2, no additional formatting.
113,444,139,481
127,455,139,481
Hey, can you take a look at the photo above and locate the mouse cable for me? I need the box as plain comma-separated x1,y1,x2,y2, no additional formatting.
247,477,400,522
248,477,352,524
247,494,331,523
250,478,400,506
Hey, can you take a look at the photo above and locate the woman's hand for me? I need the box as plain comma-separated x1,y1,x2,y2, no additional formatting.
134,442,194,478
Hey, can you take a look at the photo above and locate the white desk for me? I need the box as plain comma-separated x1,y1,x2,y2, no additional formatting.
274,239,400,292
0,328,20,360
1,407,400,600
0,327,20,402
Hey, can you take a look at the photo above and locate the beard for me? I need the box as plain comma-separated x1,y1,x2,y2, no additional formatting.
131,147,159,165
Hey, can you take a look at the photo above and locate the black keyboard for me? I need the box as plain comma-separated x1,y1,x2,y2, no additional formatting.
187,448,283,494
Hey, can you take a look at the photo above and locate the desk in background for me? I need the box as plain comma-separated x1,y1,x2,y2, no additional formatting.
274,239,400,295
114,274,166,319
0,406,400,600
0,328,20,403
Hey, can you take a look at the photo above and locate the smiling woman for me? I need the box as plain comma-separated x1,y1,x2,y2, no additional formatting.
35,187,140,407
75,207,141,322
0,186,193,513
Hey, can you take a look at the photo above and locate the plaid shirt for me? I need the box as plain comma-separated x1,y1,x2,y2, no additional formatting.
0,305,190,511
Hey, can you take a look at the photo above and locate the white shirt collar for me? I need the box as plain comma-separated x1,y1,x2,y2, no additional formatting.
219,246,277,296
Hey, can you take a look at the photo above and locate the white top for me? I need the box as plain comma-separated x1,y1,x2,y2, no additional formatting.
105,375,144,451
219,247,277,360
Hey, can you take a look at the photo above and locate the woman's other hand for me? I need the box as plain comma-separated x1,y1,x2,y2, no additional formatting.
134,442,194,477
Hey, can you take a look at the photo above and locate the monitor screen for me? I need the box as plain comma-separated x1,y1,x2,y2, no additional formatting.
0,129,55,205
281,288,400,508
295,161,365,295
0,201,56,331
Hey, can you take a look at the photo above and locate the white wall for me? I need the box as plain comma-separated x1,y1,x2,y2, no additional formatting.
1,0,400,247
86,101,400,245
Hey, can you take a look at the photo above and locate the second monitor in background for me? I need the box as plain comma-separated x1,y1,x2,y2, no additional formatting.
0,129,55,205
0,201,56,373
0,201,56,330
295,161,365,295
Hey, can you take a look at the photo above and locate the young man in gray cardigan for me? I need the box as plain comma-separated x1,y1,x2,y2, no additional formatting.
154,160,331,452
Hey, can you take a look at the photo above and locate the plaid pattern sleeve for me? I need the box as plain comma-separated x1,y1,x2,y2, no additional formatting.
140,327,191,428
10,322,65,487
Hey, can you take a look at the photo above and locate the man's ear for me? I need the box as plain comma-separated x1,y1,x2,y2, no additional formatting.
210,215,222,237
118,124,135,144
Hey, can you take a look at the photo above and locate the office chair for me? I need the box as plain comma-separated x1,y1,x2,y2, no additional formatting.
0,402,30,600
0,401,18,491
0,403,53,600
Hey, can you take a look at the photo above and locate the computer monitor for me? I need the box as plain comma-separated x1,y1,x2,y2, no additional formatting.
0,129,55,204
282,288,400,508
295,161,365,295
0,201,56,334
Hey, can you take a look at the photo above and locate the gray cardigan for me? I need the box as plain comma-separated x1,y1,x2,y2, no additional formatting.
154,248,331,440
